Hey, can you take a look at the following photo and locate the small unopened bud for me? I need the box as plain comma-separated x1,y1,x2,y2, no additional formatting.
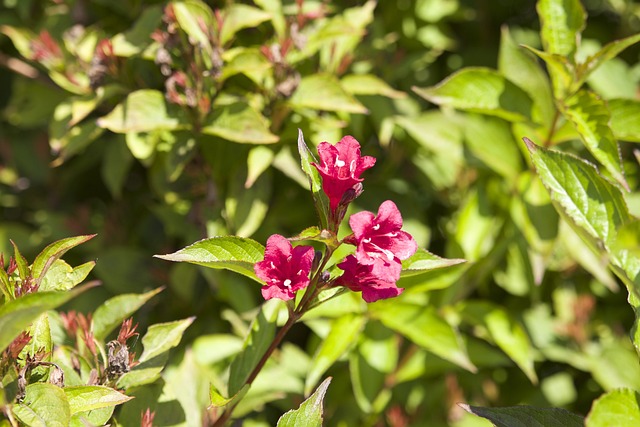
311,250,322,273
339,183,363,207
49,365,65,387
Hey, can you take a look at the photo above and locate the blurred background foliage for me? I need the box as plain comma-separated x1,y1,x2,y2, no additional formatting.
1,0,640,425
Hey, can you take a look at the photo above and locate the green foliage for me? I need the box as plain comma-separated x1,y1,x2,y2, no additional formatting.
1,0,640,425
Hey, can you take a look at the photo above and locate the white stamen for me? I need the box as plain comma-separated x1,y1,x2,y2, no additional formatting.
283,279,292,288
363,238,371,243
297,269,304,275
350,159,357,173
373,224,380,231
335,156,346,167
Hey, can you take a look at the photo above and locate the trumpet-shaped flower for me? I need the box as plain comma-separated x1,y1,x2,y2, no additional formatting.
349,200,417,266
254,234,315,301
312,136,376,212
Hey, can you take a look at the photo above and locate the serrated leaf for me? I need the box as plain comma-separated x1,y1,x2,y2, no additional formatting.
371,302,476,372
413,67,533,121
97,90,182,133
537,0,585,57
154,236,265,283
0,283,94,353
290,74,368,114
228,302,279,395
138,317,195,363
580,33,640,86
201,102,279,144
64,386,132,415
461,403,584,427
562,89,627,190
11,239,29,282
220,4,272,45
305,314,365,395
92,287,164,341
277,377,331,427
298,129,330,230
401,248,465,278
586,389,640,427
12,383,71,427
608,98,640,143
31,235,95,286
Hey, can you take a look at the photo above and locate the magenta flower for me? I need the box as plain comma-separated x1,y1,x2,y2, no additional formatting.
337,255,403,303
348,200,418,265
254,234,315,301
312,136,376,212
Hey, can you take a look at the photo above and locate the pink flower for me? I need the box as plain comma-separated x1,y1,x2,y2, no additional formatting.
337,255,403,303
254,234,315,301
348,200,417,266
312,136,376,212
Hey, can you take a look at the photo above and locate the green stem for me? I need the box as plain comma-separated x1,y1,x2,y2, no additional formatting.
543,109,560,148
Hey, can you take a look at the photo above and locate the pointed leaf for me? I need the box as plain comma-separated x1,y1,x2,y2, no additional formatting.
0,283,95,352
562,89,627,190
39,260,95,292
298,129,330,230
154,236,265,283
401,248,466,278
220,4,271,45
461,403,583,427
341,74,405,99
31,235,95,284
64,386,132,415
11,239,29,282
371,302,476,372
537,0,585,57
138,317,195,363
277,377,332,427
305,314,365,395
413,67,533,121
201,102,279,144
580,33,640,85
608,98,640,143
173,0,215,57
290,74,368,114
586,389,640,427
522,45,575,99
92,287,164,341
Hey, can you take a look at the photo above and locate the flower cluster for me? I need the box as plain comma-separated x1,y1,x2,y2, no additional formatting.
254,136,416,303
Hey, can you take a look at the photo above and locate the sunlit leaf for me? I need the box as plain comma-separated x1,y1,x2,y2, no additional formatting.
461,403,583,427
277,377,331,427
201,102,279,144
586,389,640,427
537,0,585,57
290,74,368,114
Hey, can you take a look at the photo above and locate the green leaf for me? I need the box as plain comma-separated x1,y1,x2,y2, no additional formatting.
459,301,537,383
39,260,94,292
0,283,94,353
608,98,640,143
277,377,331,427
305,314,365,395
173,0,216,57
11,239,29,282
97,90,182,133
401,248,465,278
31,235,95,285
246,146,275,188
102,135,134,198
412,67,533,121
110,6,163,56
461,114,523,179
22,313,52,365
12,383,71,427
523,138,630,251
64,386,132,414
341,74,405,99
521,45,575,99
371,302,476,372
228,301,279,395
579,33,640,86
498,26,554,127
138,317,195,363
461,403,584,427
201,102,279,144
154,236,265,283
537,0,585,57
225,166,271,238
562,89,627,190
297,129,330,230
289,74,368,114
92,287,164,341
220,4,272,45
586,389,640,427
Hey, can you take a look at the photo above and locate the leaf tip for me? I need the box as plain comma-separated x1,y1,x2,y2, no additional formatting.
522,137,538,152
458,403,472,414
